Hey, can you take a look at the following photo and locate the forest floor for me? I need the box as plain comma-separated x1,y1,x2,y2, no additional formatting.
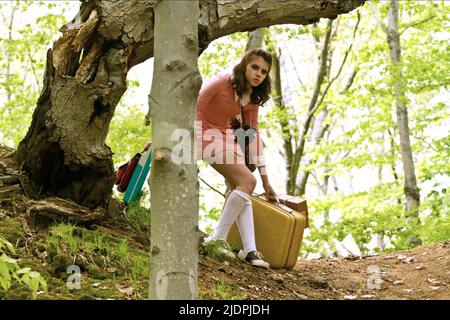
0,145,449,300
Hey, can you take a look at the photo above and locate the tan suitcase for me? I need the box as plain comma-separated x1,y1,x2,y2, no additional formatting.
227,195,308,270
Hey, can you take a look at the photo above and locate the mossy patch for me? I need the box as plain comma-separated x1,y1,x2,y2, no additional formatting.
0,217,25,244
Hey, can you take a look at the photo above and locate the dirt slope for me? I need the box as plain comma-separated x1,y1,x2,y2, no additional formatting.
199,240,449,300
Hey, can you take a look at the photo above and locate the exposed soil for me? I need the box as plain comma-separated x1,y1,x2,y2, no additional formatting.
199,240,450,300
1,145,449,300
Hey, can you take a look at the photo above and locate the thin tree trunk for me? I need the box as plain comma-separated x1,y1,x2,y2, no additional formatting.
270,48,294,192
3,5,16,102
148,0,201,300
387,1,420,217
376,233,385,251
387,128,402,205
370,0,421,245
287,19,333,195
291,12,360,195
298,108,330,195
245,27,265,52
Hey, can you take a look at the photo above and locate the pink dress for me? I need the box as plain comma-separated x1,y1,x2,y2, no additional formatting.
195,74,265,166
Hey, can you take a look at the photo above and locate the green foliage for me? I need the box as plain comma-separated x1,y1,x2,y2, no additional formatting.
0,1,151,167
419,215,450,244
107,92,152,166
124,192,151,236
0,1,78,147
199,32,247,79
46,222,149,283
207,276,246,300
0,236,47,299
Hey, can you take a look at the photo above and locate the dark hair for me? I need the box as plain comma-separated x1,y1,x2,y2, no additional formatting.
232,48,272,105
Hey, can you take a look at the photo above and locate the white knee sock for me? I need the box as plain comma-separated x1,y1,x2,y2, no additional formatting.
212,189,257,253
236,201,257,253
212,189,250,241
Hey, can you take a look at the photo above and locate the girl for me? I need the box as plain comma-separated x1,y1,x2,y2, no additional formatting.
197,48,277,268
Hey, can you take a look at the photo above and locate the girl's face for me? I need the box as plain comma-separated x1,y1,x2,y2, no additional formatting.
245,56,270,88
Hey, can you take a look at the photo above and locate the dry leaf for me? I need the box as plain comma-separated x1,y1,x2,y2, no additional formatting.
430,286,440,290
92,282,101,288
106,267,117,273
115,284,134,297
393,280,404,285
269,274,284,283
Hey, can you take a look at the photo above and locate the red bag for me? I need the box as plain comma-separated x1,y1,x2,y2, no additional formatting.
115,153,141,193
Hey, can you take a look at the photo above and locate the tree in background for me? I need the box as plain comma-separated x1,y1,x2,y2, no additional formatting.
369,0,421,245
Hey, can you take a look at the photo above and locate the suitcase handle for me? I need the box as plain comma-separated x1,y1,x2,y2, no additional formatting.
254,194,294,213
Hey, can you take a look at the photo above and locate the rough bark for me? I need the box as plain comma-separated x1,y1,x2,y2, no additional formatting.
15,0,365,214
148,0,202,300
95,0,365,69
16,6,127,214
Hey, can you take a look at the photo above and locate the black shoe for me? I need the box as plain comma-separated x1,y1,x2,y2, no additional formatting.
238,250,270,269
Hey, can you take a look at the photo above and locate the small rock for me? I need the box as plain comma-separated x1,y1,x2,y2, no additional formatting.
293,292,308,300
415,265,425,270
344,295,357,300
397,255,414,263
306,275,329,289
427,278,441,285
430,286,440,290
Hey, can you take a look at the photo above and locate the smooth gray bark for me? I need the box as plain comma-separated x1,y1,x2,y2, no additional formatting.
148,0,202,300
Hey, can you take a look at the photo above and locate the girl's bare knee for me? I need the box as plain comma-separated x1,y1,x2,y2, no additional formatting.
237,174,256,195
